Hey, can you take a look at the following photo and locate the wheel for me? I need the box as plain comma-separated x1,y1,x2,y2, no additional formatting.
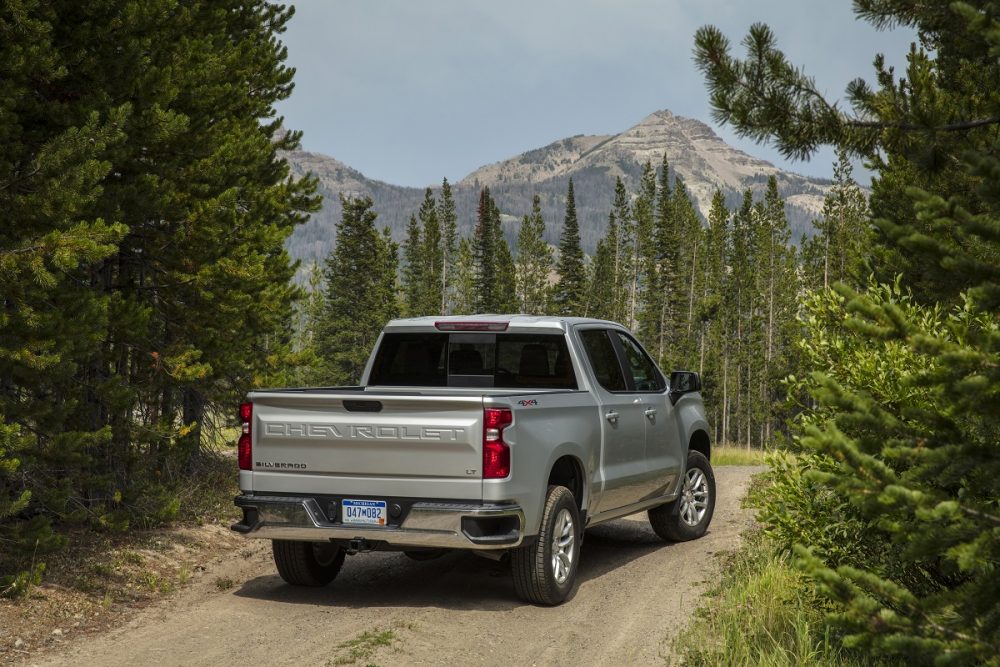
403,549,447,561
271,540,345,586
511,485,580,605
648,450,716,542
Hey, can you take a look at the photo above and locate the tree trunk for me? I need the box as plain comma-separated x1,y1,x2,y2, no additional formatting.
687,239,698,336
722,347,729,444
182,387,205,470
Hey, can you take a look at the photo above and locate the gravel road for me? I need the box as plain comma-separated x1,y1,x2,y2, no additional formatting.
41,466,762,667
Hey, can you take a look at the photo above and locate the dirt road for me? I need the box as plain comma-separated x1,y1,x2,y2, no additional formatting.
40,466,761,667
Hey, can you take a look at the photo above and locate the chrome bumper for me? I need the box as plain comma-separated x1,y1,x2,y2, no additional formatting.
232,495,525,549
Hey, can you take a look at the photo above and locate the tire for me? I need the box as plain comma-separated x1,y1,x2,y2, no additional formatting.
271,540,345,586
648,450,716,542
511,485,580,606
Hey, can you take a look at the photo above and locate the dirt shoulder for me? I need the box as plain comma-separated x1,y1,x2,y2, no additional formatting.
15,466,762,666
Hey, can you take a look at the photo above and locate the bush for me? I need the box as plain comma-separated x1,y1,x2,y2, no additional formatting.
776,281,1000,664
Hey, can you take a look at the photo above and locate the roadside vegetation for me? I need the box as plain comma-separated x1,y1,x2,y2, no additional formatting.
675,485,885,667
0,1,318,597
0,447,241,655
676,2,1000,664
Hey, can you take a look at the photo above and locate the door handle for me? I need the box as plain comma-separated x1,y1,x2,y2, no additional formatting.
605,410,619,424
644,407,657,420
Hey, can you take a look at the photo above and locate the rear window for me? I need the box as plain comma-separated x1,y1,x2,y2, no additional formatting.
368,333,577,389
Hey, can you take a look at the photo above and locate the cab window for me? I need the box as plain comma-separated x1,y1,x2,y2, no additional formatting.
615,332,665,392
579,329,627,392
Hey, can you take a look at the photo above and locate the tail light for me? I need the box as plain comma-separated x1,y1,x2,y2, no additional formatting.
483,407,512,479
238,402,253,470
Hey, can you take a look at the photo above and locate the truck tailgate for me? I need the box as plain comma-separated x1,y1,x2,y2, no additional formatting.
247,391,484,499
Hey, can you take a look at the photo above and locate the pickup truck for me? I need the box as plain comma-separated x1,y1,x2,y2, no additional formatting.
232,315,714,605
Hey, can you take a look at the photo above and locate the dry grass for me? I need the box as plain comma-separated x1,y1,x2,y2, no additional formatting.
712,445,770,467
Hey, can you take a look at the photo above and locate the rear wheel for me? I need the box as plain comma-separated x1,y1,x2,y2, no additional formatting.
511,485,580,606
272,540,345,586
648,451,715,542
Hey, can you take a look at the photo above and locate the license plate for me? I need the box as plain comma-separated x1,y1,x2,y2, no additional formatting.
342,499,387,526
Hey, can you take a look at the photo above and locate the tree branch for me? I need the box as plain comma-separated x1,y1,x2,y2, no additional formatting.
845,116,1000,132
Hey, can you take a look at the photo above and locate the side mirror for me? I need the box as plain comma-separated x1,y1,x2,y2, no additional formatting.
669,371,701,405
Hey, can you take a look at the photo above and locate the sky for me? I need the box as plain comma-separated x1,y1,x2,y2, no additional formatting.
275,1,917,188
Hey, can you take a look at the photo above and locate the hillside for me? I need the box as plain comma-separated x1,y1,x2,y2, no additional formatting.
283,109,834,274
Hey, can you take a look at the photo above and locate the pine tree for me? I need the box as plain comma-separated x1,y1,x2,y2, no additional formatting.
634,161,659,346
803,150,871,291
492,197,519,313
516,194,554,314
662,176,702,370
401,214,425,317
727,190,755,446
694,6,996,304
609,177,633,326
700,190,730,439
0,95,127,580
554,179,587,316
472,188,498,312
696,5,1000,660
452,237,477,315
418,187,443,315
438,178,458,314
2,0,318,581
585,238,616,321
289,262,327,386
756,177,798,445
317,196,397,385
652,156,678,365
381,226,401,320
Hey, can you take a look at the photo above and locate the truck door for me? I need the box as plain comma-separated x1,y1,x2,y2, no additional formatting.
612,331,684,499
578,328,649,514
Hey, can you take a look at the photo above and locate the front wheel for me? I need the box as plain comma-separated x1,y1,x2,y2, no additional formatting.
511,485,580,606
272,540,345,586
648,450,716,542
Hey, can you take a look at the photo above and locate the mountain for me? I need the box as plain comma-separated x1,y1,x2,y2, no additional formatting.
282,110,834,276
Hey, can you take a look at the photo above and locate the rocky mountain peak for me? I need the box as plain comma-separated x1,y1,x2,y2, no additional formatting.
281,109,835,280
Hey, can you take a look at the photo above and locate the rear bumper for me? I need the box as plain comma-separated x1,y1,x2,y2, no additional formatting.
231,494,525,549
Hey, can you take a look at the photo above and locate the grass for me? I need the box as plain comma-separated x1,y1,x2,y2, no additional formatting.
672,472,893,667
329,629,396,666
712,445,770,466
672,528,885,666
214,576,234,591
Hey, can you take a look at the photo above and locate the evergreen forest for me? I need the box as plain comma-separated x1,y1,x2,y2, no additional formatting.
299,159,868,456
2,2,998,664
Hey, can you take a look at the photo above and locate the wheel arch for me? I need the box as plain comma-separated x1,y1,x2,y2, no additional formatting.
547,453,586,516
689,429,711,461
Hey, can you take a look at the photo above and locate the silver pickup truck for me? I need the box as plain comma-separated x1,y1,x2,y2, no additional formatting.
232,315,714,605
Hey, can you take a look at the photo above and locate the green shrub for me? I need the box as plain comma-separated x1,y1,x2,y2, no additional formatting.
751,450,875,570
0,562,45,599
776,280,1000,664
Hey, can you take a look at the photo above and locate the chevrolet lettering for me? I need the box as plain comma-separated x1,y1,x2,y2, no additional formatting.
263,422,466,442
232,315,715,606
